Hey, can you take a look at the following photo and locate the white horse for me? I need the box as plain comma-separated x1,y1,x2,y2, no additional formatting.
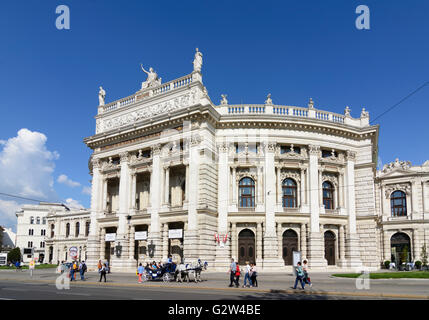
175,263,192,282
187,259,208,282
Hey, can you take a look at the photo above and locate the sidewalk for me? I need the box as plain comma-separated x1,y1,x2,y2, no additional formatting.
0,269,428,299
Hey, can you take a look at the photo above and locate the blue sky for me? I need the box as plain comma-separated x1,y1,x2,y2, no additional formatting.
0,0,428,230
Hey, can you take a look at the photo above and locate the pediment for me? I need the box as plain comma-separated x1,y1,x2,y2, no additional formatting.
378,168,412,178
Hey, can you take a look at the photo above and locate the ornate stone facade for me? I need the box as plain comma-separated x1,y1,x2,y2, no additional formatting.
20,50,427,272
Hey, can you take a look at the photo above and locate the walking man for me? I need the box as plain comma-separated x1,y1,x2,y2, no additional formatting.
234,263,241,288
292,262,305,290
228,258,236,287
79,261,87,280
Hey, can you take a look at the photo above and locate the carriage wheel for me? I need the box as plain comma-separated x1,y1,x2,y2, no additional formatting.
163,273,171,282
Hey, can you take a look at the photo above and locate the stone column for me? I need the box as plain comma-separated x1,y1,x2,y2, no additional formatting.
216,142,231,269
130,172,137,211
300,223,307,260
319,168,323,208
256,223,263,266
148,144,162,261
338,169,344,208
184,135,200,262
162,223,169,260
306,145,325,268
263,142,283,269
412,229,419,261
383,230,391,262
232,166,237,205
344,150,361,267
300,167,306,206
277,222,283,260
338,225,346,266
276,166,282,205
231,223,237,261
411,180,419,217
86,158,103,271
111,152,135,271
102,178,108,212
164,166,170,205
184,163,189,203
129,225,135,261
100,228,106,261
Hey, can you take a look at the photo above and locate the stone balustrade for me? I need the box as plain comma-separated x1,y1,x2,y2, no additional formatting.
100,73,194,114
219,104,369,127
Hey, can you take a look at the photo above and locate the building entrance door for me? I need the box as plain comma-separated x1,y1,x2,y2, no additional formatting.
238,229,255,265
282,229,298,265
324,231,336,265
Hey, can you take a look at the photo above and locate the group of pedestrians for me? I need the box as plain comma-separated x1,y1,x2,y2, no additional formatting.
292,260,312,290
68,260,87,281
228,259,258,288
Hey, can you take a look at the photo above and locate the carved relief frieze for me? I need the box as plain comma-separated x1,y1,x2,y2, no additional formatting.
101,89,201,132
280,169,301,183
101,157,120,172
236,167,258,182
384,183,411,198
381,158,411,174
322,172,339,187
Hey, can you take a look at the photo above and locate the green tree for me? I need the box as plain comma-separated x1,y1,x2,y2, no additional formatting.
7,247,21,263
421,244,428,267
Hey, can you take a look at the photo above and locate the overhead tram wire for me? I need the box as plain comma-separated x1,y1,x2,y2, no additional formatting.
0,192,50,203
370,81,429,124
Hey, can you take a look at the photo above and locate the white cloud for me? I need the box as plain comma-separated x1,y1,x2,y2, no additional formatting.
82,186,92,195
65,198,84,210
0,199,21,231
57,174,81,188
0,129,62,228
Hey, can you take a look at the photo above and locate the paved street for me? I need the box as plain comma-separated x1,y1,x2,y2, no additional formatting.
0,269,428,300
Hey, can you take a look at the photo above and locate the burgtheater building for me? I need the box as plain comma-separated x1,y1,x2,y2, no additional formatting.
74,49,429,272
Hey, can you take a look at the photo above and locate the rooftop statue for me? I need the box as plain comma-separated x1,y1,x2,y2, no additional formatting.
265,93,273,105
140,64,161,89
344,106,351,116
98,86,106,106
308,98,314,109
220,94,228,105
360,107,369,118
193,48,203,72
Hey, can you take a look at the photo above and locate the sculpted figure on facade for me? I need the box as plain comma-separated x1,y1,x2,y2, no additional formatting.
308,98,314,109
265,93,273,105
360,108,369,118
382,158,411,173
193,48,203,72
220,94,228,106
344,106,351,117
140,64,161,89
98,86,106,106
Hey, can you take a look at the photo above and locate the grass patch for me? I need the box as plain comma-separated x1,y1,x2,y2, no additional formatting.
0,264,57,270
332,271,429,279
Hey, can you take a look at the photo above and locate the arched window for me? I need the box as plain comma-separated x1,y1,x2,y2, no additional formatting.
391,190,407,217
42,217,46,224
282,178,297,208
323,181,335,209
30,216,34,224
66,223,70,238
75,222,80,237
36,217,40,224
50,224,55,238
239,177,255,208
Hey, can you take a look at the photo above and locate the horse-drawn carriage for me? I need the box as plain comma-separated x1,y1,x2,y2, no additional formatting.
142,263,177,282
141,259,208,283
